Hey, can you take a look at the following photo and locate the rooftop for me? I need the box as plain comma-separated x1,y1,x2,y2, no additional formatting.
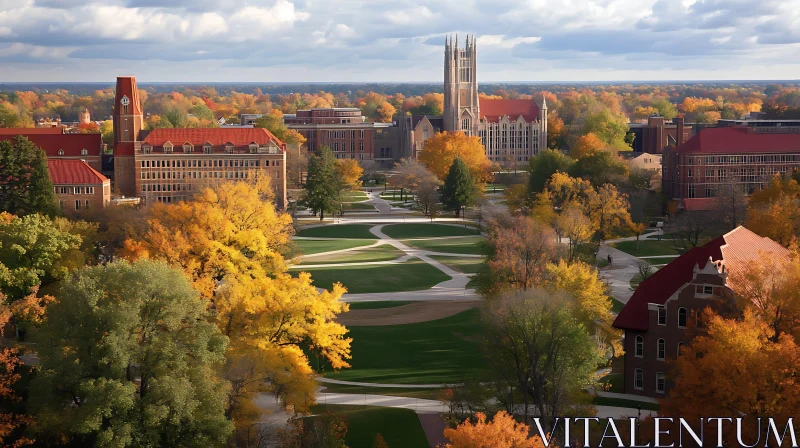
480,98,540,122
48,159,108,185
143,127,284,148
0,132,103,157
671,127,800,154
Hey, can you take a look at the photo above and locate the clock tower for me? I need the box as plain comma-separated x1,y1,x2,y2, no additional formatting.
113,76,143,197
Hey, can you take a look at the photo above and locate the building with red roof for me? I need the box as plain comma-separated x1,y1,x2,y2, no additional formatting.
613,226,791,398
0,132,104,172
663,126,800,200
48,159,111,217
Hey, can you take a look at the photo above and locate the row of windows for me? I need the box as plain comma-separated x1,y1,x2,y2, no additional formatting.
59,200,91,210
142,184,191,192
634,336,685,360
331,142,364,152
56,149,90,156
634,369,665,393
656,305,690,327
56,186,95,195
140,159,278,168
687,166,793,178
334,153,363,160
143,145,280,155
142,170,264,180
326,130,365,139
687,154,800,165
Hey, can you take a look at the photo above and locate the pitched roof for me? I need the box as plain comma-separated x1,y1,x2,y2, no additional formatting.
0,133,103,157
411,115,443,130
47,159,108,185
0,127,64,135
143,128,285,149
613,226,790,331
480,99,540,122
673,127,800,154
115,76,143,115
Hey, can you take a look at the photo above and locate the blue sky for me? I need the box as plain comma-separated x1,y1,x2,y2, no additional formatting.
1,0,800,82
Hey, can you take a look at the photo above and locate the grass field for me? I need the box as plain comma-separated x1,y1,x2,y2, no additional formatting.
298,245,405,265
343,202,376,211
610,296,626,314
341,190,369,202
309,405,429,448
296,224,376,239
429,255,485,274
293,239,376,256
383,223,479,239
347,301,413,311
322,309,486,384
403,236,486,255
319,382,443,400
296,258,451,294
611,240,682,257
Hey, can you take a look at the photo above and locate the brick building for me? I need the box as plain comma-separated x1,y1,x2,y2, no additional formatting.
113,76,288,207
614,226,790,398
0,129,104,172
627,116,698,154
662,126,800,200
48,159,111,217
283,108,363,125
399,115,443,160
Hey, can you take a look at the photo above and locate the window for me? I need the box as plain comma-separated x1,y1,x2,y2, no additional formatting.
678,308,687,328
75,200,81,210
657,306,666,325
183,144,192,153
57,149,64,156
81,149,88,156
677,343,685,357
462,118,470,131
657,339,666,360
164,144,173,154
703,285,713,295
85,200,90,209
634,369,643,390
635,336,644,357
143,145,151,154
249,144,258,153
86,187,94,195
656,373,665,393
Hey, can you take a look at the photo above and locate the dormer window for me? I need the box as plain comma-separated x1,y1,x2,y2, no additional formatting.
205,142,214,154
249,143,258,153
163,142,173,154
183,143,192,153
143,144,151,154
57,149,64,156
80,149,88,156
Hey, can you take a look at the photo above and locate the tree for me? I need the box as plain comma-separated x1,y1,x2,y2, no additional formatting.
527,149,574,195
99,120,114,146
392,159,440,213
419,132,491,184
372,433,389,448
569,132,605,159
440,158,477,217
277,412,348,448
584,184,632,243
0,103,22,128
300,147,342,221
712,174,747,231
568,150,628,188
482,290,603,427
443,411,545,448
0,136,58,217
651,98,678,120
661,310,800,444
416,175,441,216
746,174,800,246
0,291,33,448
30,260,232,447
668,210,715,251
336,159,363,191
555,206,593,263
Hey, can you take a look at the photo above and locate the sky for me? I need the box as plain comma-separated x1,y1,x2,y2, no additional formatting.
2,0,800,83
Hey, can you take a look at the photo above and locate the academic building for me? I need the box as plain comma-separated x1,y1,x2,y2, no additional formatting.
0,128,104,172
48,159,111,217
112,76,288,207
614,226,790,398
402,35,548,166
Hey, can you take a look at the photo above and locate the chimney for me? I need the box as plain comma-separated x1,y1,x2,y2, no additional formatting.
674,116,685,147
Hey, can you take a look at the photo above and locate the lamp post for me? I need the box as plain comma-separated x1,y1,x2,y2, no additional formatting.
637,405,642,446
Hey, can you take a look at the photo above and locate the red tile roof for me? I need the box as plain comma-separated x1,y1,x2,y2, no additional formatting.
0,127,64,135
0,133,103,158
673,127,800,154
143,127,285,149
47,159,108,185
115,76,143,115
480,99,540,122
613,226,790,331
681,198,716,211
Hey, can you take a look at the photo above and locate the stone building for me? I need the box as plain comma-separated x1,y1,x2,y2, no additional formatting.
48,159,111,217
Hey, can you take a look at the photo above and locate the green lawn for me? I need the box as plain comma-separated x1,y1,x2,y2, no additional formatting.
611,240,682,257
403,236,486,255
341,190,369,202
383,223,479,239
429,255,485,274
610,296,626,314
347,301,413,311
321,309,486,385
343,202,376,211
629,269,659,290
308,405,429,448
644,256,679,265
293,239,376,256
319,382,442,400
299,245,404,265
296,224,376,239
295,258,451,294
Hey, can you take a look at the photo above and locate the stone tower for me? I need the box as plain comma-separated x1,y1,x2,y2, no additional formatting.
113,76,143,197
443,34,479,136
79,108,91,125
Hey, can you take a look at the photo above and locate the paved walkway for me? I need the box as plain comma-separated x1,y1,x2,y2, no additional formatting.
596,231,666,304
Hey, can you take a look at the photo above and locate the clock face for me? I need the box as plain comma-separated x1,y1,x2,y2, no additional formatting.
120,96,130,106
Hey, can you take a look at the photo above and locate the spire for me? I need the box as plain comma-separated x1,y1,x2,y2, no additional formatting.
455,33,458,50
541,95,548,110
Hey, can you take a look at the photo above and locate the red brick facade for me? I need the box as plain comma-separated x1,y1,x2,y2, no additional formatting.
48,159,111,217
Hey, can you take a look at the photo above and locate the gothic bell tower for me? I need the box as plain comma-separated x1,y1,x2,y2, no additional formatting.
443,34,479,136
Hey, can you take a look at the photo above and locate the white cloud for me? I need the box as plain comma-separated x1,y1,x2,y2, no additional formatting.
478,35,541,48
384,5,436,26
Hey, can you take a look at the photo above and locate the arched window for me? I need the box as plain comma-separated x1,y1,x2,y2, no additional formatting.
635,336,644,357
678,308,687,328
677,342,685,356
657,339,666,360
80,149,88,156
423,126,429,140
57,149,64,156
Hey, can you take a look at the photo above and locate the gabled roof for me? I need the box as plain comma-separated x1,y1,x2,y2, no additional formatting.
0,133,103,157
411,115,443,130
47,159,108,185
0,127,64,135
480,99,540,122
143,128,285,149
613,226,790,331
673,127,800,154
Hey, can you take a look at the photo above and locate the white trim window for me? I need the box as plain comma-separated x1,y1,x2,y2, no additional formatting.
634,369,644,390
635,335,644,358
657,339,666,361
678,308,687,328
656,373,665,394
657,306,667,326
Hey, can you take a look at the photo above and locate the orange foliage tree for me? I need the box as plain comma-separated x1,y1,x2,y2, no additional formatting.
443,412,545,448
419,132,491,184
569,132,605,159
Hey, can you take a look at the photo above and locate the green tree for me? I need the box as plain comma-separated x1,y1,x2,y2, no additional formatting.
300,147,342,221
0,103,21,128
0,212,81,301
0,136,58,217
440,157,477,217
163,107,187,127
527,149,574,194
30,260,232,447
651,98,678,120
568,150,628,188
190,103,214,121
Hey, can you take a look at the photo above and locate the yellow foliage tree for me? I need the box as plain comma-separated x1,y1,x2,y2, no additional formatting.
336,158,364,191
443,411,545,448
419,132,491,184
570,132,605,159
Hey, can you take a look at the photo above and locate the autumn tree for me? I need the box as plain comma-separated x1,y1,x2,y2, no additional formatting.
441,157,478,217
746,174,800,245
661,310,800,443
482,290,603,427
712,173,748,231
556,205,593,263
568,150,628,188
527,148,574,195
570,132,605,159
300,147,343,221
443,411,545,448
0,103,23,128
277,412,348,448
419,132,491,184
0,291,33,448
30,260,233,446
0,136,58,217
336,159,363,191
392,159,441,212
